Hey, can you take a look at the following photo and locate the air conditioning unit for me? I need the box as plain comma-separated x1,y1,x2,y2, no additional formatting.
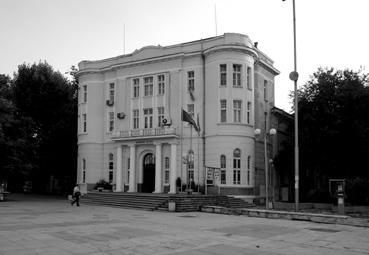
106,99,114,106
117,112,126,119
162,118,172,126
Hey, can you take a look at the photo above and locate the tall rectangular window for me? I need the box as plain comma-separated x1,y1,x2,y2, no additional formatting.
188,71,194,91
133,78,139,98
157,107,165,127
108,153,114,183
108,111,114,132
233,64,241,87
133,110,139,129
144,76,153,96
164,157,170,184
83,85,87,103
187,104,194,119
247,67,252,89
233,100,242,123
220,64,227,86
82,158,86,183
220,100,227,123
109,83,115,102
144,108,153,128
82,114,87,133
247,101,251,124
247,155,251,185
127,157,130,184
220,155,226,184
233,149,241,185
264,80,268,101
158,75,165,95
188,161,194,184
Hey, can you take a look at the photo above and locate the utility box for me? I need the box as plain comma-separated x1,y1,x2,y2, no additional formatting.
168,201,176,212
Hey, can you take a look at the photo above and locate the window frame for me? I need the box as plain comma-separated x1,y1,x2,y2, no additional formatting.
247,66,252,90
157,106,165,127
143,108,153,129
187,71,195,92
144,76,153,96
220,155,226,184
233,100,242,123
233,149,241,185
220,64,227,86
133,109,139,129
233,64,242,87
158,75,165,95
133,78,140,98
220,99,227,123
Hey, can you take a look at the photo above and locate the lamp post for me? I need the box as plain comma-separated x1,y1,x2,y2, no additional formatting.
255,128,276,209
283,0,299,211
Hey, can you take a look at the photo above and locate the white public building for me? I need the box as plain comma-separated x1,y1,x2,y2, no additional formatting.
77,33,280,197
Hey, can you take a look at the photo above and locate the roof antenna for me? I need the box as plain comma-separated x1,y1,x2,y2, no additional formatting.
123,23,126,54
214,3,218,36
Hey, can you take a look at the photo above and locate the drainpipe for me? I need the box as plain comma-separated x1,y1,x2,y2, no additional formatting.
201,46,206,193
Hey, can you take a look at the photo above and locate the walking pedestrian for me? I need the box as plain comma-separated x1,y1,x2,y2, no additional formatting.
71,184,81,206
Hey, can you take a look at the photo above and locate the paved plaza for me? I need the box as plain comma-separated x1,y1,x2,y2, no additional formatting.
1,194,369,255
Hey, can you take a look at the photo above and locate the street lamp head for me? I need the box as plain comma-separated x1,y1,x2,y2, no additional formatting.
269,128,277,135
254,129,261,136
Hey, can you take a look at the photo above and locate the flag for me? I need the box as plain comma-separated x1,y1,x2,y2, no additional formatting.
196,113,201,134
182,109,199,132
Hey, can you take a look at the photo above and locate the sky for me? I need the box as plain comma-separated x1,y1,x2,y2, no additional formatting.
1,0,368,112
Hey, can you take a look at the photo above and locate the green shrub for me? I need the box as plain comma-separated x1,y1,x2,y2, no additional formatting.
94,179,112,190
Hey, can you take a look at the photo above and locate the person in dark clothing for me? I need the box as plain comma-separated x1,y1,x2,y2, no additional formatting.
71,185,81,206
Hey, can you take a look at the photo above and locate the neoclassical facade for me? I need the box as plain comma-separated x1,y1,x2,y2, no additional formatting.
77,33,279,196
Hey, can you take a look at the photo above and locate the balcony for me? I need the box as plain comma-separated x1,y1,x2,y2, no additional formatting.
112,127,178,140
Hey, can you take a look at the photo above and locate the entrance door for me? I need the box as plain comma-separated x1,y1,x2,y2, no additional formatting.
143,153,155,193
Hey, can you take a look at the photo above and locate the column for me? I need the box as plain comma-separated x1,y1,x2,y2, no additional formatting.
169,142,177,194
115,145,123,192
154,142,162,193
128,144,136,192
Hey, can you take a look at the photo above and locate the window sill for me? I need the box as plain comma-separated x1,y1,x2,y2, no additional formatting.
217,122,253,127
232,86,243,88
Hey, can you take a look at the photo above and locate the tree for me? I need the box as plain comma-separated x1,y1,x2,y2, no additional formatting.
297,68,369,203
7,62,78,193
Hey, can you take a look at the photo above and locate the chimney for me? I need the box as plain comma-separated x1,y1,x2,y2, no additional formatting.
254,42,258,48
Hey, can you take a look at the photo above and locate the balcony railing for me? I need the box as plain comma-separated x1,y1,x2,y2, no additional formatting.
112,127,177,139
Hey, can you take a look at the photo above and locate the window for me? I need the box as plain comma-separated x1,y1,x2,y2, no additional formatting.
220,64,227,86
83,85,87,103
144,76,153,96
247,101,251,124
264,80,268,101
220,100,227,123
233,64,241,86
233,100,242,123
108,153,114,183
164,157,170,184
82,114,87,133
143,108,153,129
187,104,194,119
220,155,226,184
158,75,165,95
109,83,115,102
108,112,114,132
127,157,130,184
247,155,251,185
247,67,252,89
188,71,194,91
157,107,165,127
233,149,241,185
133,78,139,98
133,109,139,129
82,158,86,183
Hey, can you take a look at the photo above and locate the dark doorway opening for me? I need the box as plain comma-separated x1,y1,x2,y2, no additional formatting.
142,153,155,193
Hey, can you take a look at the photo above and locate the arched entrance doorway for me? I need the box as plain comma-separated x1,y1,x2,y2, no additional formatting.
142,153,155,193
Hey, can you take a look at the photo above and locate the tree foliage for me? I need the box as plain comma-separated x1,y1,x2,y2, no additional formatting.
297,68,369,203
0,62,77,193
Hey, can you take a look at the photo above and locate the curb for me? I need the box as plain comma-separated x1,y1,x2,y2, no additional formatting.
201,206,369,228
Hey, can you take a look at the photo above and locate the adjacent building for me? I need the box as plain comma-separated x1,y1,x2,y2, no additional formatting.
77,33,280,199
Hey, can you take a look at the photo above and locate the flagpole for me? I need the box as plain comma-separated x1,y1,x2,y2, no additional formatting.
189,124,193,190
180,108,183,192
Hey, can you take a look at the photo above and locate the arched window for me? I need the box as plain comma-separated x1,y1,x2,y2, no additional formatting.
108,153,114,183
233,149,241,185
220,155,226,184
247,155,251,185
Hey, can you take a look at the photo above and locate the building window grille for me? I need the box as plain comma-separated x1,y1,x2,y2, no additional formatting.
144,76,153,96
233,64,241,87
157,107,165,127
233,149,241,185
220,64,227,86
220,100,227,123
133,78,139,98
220,155,226,184
144,108,153,129
233,100,242,123
133,109,139,129
158,75,165,95
108,153,114,183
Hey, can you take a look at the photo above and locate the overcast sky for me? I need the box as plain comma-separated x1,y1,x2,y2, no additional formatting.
1,0,368,111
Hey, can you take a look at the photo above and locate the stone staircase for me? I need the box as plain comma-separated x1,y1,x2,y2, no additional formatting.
81,192,254,212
